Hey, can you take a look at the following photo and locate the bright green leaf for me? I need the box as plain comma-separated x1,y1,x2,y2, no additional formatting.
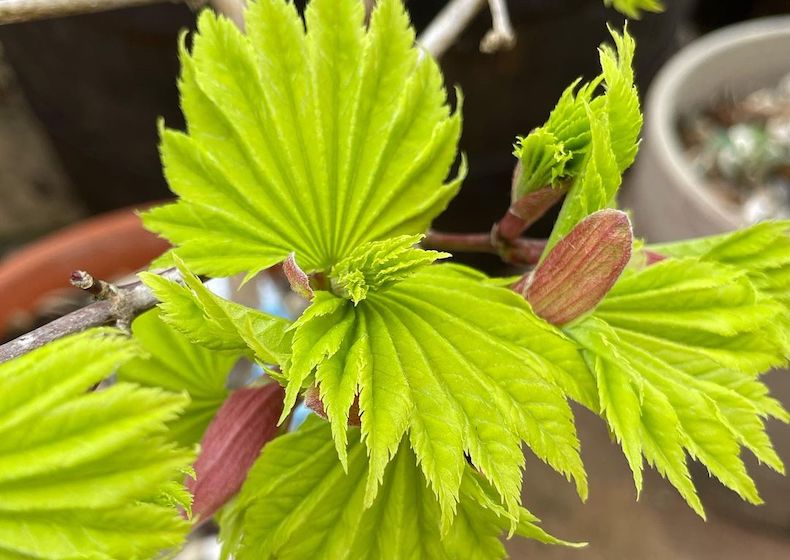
566,256,789,516
118,310,237,447
0,330,194,559
651,220,790,308
569,317,647,495
272,263,590,526
221,417,579,560
143,0,463,278
597,259,781,338
141,257,292,365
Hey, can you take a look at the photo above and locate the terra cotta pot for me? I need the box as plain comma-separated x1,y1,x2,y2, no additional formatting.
0,206,169,339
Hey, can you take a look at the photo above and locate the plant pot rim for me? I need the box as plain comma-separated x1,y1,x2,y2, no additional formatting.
644,15,790,230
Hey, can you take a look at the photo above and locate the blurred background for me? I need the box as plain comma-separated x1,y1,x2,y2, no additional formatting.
0,0,789,558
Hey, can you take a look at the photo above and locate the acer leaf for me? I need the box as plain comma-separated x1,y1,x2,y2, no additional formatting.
650,220,790,312
0,330,194,559
118,310,236,447
220,417,580,559
567,257,789,516
141,257,292,366
143,0,463,278
272,262,591,525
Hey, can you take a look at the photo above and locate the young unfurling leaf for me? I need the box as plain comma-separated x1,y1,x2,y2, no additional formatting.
330,235,449,304
512,27,640,254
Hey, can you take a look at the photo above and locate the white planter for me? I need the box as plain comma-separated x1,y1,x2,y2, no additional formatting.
622,16,790,242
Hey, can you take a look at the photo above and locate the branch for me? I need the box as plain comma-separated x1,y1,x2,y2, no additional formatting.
480,0,516,53
0,267,181,364
418,0,517,59
418,0,485,59
423,230,545,266
0,0,184,24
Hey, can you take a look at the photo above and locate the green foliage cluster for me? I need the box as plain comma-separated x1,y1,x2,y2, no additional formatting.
0,331,194,558
1,0,788,559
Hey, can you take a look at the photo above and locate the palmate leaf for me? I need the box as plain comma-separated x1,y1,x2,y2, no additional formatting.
143,0,463,278
566,257,790,517
269,258,592,525
118,310,237,447
0,330,194,559
141,257,292,367
220,416,581,560
651,220,790,317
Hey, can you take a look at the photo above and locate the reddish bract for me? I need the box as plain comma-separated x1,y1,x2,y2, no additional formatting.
523,209,633,325
187,384,285,522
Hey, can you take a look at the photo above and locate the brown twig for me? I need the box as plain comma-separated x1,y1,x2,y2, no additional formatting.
423,230,545,266
417,0,516,60
0,267,181,364
70,270,118,300
480,0,516,53
0,0,183,24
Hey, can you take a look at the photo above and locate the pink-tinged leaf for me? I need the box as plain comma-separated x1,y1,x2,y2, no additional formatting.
283,252,313,300
523,209,633,325
303,385,361,426
187,384,284,522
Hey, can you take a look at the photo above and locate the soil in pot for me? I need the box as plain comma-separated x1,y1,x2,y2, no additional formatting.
678,72,790,223
622,16,790,240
